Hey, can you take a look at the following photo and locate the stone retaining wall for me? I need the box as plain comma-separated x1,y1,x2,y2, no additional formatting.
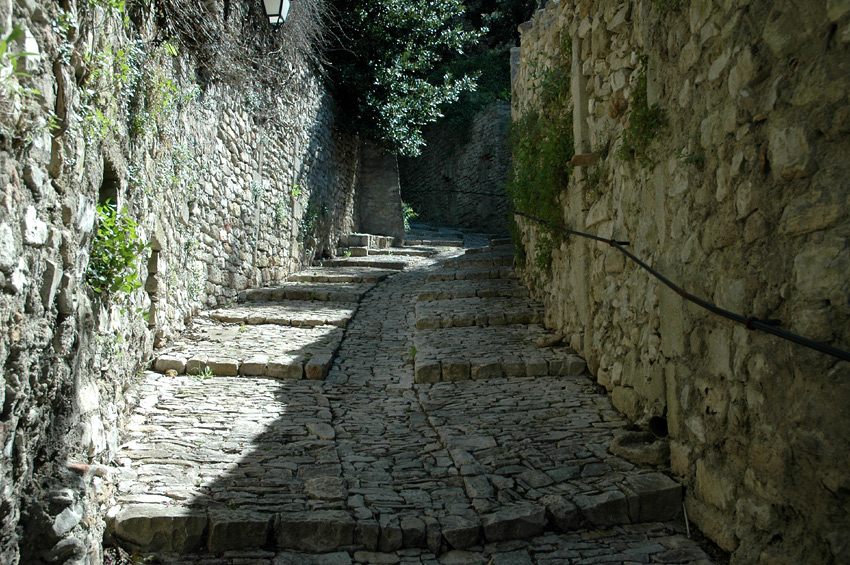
399,101,512,232
512,1,850,563
0,1,358,562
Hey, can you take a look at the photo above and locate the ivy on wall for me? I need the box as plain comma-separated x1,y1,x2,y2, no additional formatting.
507,35,574,228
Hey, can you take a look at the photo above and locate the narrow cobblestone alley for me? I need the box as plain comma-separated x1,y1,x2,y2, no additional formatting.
107,231,715,565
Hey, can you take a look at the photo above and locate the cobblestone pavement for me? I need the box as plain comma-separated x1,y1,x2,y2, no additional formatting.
108,240,715,564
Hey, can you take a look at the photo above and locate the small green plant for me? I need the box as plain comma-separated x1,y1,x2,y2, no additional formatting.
402,201,418,231
676,147,706,170
344,250,351,258
274,197,288,226
617,60,665,168
1,26,35,85
1,26,46,138
87,202,149,296
198,365,214,380
409,345,417,361
291,184,302,198
534,235,555,277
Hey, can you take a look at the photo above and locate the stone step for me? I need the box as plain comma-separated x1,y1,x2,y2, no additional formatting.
340,233,396,249
319,258,407,271
287,267,397,284
464,244,514,255
108,372,684,555
490,237,512,246
417,279,530,302
367,247,437,257
415,296,543,330
426,266,514,282
152,322,343,379
443,252,514,269
239,281,375,303
404,238,465,248
210,300,357,328
412,325,586,383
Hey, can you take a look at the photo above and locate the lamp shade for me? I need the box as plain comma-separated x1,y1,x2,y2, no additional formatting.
263,0,290,24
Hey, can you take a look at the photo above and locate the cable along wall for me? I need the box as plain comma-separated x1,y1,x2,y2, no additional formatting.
510,1,850,563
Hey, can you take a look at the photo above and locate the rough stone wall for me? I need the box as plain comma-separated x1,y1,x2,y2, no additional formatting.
357,141,405,241
512,1,850,563
0,1,358,563
399,101,512,232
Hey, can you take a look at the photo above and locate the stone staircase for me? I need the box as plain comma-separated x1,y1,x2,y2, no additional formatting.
107,235,696,563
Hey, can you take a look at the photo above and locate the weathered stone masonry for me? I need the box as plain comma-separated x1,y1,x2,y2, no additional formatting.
0,1,366,563
399,101,513,233
512,1,850,563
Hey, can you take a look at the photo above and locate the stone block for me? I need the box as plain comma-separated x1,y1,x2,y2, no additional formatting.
828,0,850,21
154,355,186,374
439,515,480,549
525,359,549,377
541,495,581,532
276,510,355,553
769,126,813,180
267,360,303,379
550,355,587,376
423,515,442,555
304,476,345,501
23,205,48,246
355,519,380,550
207,509,272,552
0,222,17,272
400,515,427,548
779,188,844,237
240,355,269,376
471,361,503,380
414,362,441,384
503,362,526,377
378,514,403,552
481,504,547,542
349,246,369,257
625,473,682,522
306,354,333,380
40,259,62,309
111,505,207,552
442,360,470,382
205,358,239,376
416,317,441,330
574,490,630,527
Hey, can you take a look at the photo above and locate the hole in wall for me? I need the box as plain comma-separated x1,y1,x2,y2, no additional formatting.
99,158,120,207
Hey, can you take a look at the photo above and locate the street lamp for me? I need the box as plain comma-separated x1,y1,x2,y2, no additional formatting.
263,0,290,25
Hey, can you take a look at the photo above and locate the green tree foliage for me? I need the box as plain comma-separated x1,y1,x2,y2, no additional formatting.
326,0,483,156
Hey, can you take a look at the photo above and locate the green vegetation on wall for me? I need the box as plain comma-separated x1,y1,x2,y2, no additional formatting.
507,37,574,228
616,61,665,168
86,203,148,296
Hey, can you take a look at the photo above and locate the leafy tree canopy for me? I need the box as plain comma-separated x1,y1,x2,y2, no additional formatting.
326,0,484,156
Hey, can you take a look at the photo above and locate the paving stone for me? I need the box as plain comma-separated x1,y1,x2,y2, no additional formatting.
491,549,533,565
481,505,547,542
439,515,481,550
276,511,356,553
110,243,707,563
110,505,207,553
288,267,396,284
240,282,374,303
211,301,358,328
153,322,343,377
207,509,273,553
